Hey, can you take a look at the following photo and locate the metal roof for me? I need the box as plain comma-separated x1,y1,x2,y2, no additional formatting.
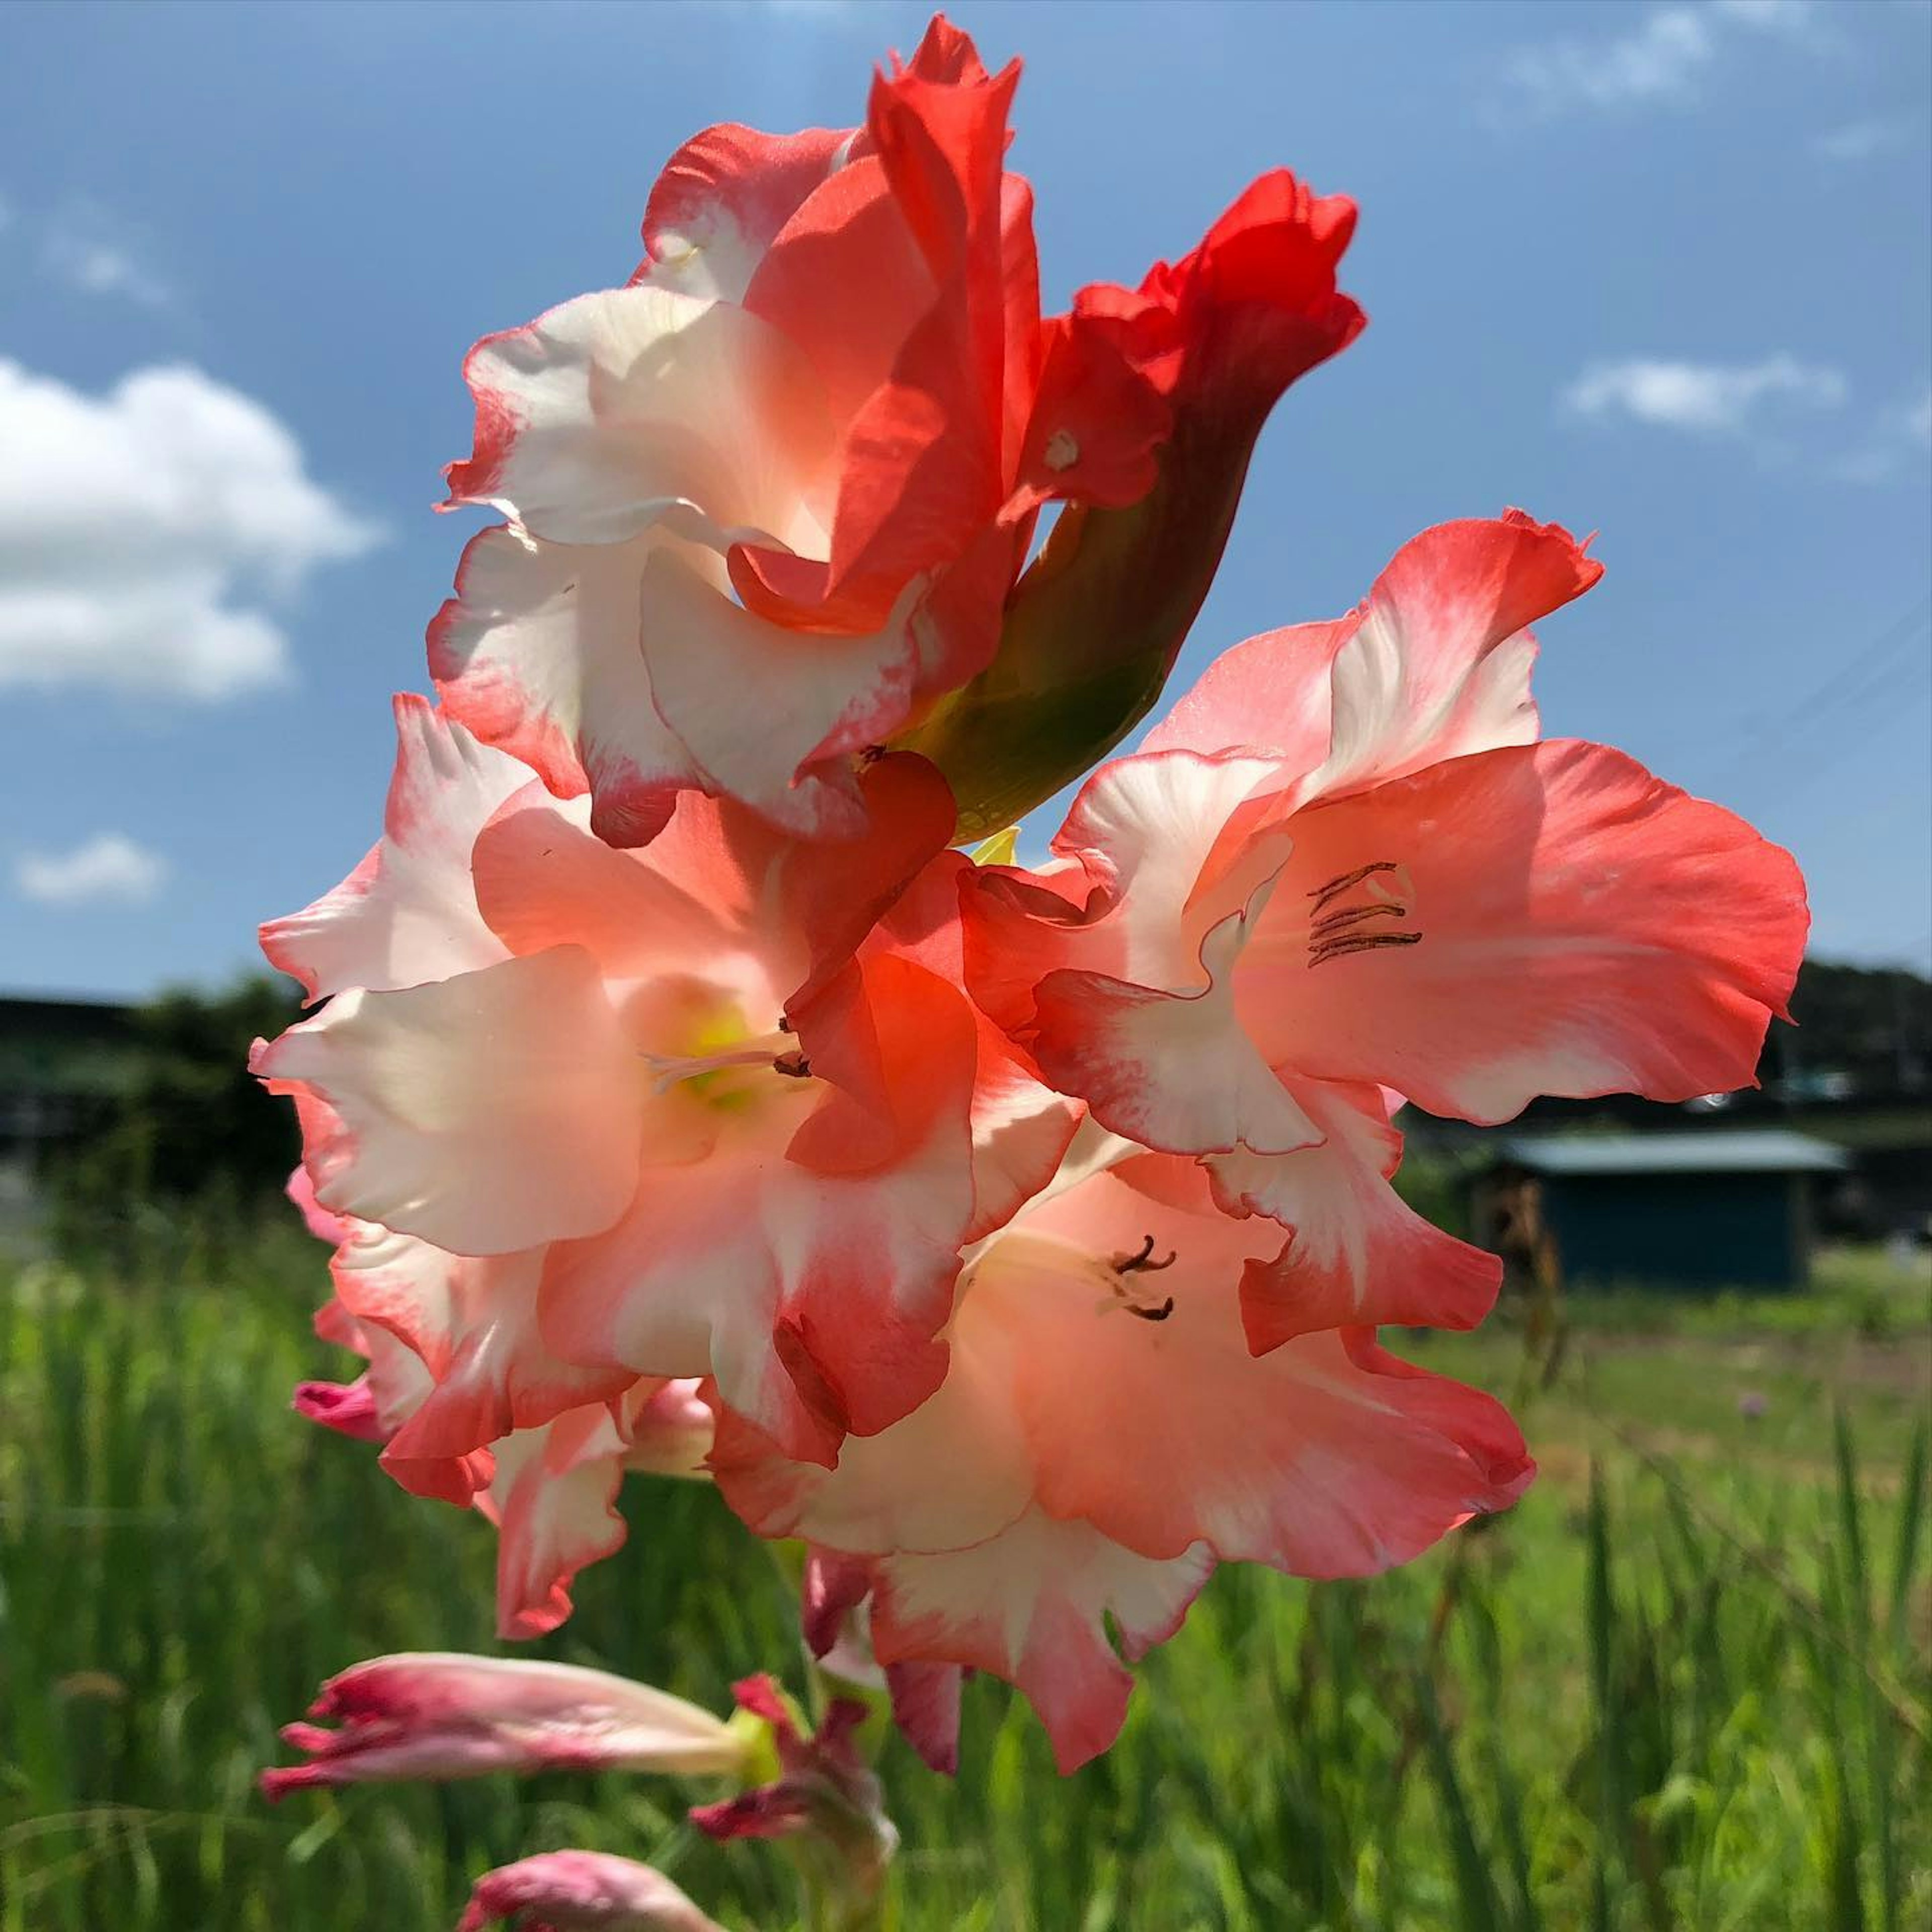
1495,1131,1850,1176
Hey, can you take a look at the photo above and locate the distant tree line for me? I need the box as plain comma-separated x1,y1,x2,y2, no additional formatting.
1766,959,1931,1095
32,957,1931,1226
50,975,304,1219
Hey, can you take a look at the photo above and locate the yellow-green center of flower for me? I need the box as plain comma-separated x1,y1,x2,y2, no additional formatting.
630,987,806,1114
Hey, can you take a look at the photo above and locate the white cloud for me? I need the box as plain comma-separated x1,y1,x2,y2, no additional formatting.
1812,119,1912,164
1710,0,1812,32
1561,354,1847,435
1,194,176,308
43,233,172,310
1831,386,1932,483
1502,0,1810,117
39,201,175,311
1506,10,1714,112
16,834,169,907
0,359,381,701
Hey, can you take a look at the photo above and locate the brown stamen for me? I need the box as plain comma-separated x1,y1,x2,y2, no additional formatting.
772,1050,813,1078
1308,860,1399,915
1307,931,1425,968
1310,901,1408,938
1125,1296,1175,1323
1112,1233,1178,1275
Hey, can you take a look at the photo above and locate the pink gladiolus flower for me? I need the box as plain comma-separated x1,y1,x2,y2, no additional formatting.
711,1145,1532,1773
433,16,1172,848
238,1,1821,1810
963,513,1810,1350
260,1654,746,1800
428,13,1364,847
456,1853,723,1932
257,698,1071,1468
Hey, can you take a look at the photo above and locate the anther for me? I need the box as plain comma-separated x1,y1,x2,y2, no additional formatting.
1125,1296,1175,1323
772,1050,813,1079
1307,931,1425,968
1113,1234,1177,1275
1310,901,1408,939
1308,860,1399,915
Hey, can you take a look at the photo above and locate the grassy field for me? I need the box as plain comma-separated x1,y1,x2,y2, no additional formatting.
2,1215,1927,1931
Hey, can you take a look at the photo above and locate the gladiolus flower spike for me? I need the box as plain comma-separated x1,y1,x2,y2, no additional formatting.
253,19,1810,1917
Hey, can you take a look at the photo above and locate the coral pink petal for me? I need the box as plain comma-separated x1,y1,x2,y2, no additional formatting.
1028,892,1320,1157
1144,167,1365,426
1140,613,1356,766
886,1659,964,1775
468,786,739,979
1313,511,1598,793
635,546,912,835
260,696,524,1002
287,1163,352,1245
865,1510,1212,1775
430,525,703,849
983,1158,1527,1570
445,285,835,550
255,948,641,1256
342,1236,630,1466
1236,739,1810,1123
733,28,1024,648
1209,1079,1502,1348
639,122,854,303
487,1412,630,1640
1146,514,1599,788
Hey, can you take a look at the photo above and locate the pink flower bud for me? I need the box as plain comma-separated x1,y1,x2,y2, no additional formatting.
455,1851,723,1932
260,1653,745,1801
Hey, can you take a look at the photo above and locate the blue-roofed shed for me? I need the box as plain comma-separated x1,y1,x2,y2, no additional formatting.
1480,1131,1851,1292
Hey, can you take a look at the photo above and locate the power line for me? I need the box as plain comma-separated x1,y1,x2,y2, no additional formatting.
1709,592,1931,795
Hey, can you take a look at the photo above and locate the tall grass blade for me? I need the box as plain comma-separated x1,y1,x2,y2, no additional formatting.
1413,1671,1503,1932
1586,1463,1619,1932
1886,1419,1926,1651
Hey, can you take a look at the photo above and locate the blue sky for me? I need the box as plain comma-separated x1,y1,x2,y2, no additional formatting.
2,0,1927,999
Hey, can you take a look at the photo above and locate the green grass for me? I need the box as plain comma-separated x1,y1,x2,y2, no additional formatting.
2,1215,1927,1930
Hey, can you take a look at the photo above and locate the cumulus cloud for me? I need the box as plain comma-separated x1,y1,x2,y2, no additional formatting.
1501,0,1810,117
1561,355,1847,435
0,359,381,701
16,833,169,907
